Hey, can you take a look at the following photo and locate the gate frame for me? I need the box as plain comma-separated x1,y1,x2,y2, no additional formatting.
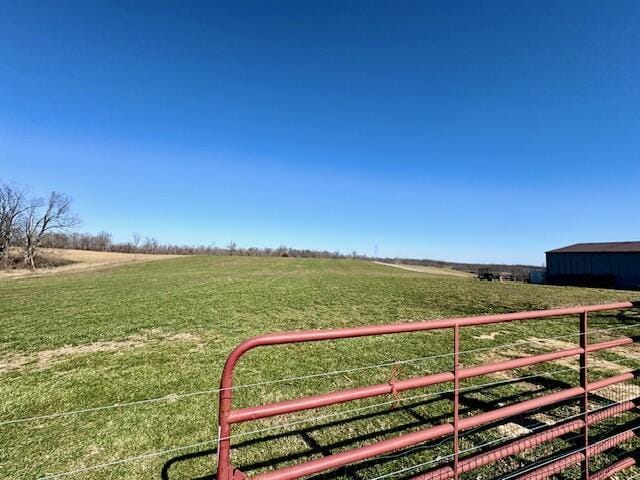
216,301,639,480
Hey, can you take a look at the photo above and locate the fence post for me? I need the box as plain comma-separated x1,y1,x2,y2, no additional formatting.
580,311,589,480
217,393,232,480
453,321,461,480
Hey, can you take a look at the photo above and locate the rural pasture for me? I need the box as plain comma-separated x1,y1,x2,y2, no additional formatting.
1,257,639,480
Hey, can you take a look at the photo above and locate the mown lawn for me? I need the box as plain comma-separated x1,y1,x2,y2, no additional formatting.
1,257,639,480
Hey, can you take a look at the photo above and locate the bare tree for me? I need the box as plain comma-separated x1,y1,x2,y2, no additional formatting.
21,192,80,269
143,236,158,254
132,232,141,250
95,231,112,251
0,182,27,266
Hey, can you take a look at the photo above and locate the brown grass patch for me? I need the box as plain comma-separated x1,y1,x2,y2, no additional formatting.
472,330,509,340
496,422,531,437
594,383,640,402
0,248,180,279
0,329,206,373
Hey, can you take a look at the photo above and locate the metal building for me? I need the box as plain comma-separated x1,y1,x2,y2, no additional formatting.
546,242,640,289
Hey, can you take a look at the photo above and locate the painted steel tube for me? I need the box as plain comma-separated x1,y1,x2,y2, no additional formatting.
252,424,455,480
590,400,637,424
412,400,637,480
589,372,636,390
229,372,454,423
458,387,580,431
518,429,638,480
459,338,630,379
249,374,633,479
520,452,584,480
229,337,633,424
459,373,634,431
589,337,636,352
590,457,636,480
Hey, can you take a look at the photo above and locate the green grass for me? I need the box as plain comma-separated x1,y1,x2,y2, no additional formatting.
1,257,639,480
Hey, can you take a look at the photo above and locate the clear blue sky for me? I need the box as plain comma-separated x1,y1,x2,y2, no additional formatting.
1,1,639,265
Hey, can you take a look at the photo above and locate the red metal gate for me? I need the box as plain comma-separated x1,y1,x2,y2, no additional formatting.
216,301,639,480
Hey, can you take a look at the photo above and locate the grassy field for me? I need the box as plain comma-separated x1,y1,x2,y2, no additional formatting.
1,256,639,480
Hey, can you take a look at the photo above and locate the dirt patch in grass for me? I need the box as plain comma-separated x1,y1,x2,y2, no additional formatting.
594,382,640,401
0,330,206,373
496,422,531,436
609,344,640,361
472,330,509,340
531,412,558,425
0,353,30,372
373,261,473,278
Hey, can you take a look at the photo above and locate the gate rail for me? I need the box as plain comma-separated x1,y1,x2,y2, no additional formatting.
216,301,639,480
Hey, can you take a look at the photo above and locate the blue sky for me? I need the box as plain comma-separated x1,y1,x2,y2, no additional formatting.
1,1,639,264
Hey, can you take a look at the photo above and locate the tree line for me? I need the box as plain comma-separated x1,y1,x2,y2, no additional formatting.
43,231,360,259
0,181,79,269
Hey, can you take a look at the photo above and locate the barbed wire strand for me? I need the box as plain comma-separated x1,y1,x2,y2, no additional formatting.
37,439,216,479
5,322,640,427
44,388,637,480
35,364,639,480
225,365,596,442
35,366,591,479
0,388,223,426
5,356,605,431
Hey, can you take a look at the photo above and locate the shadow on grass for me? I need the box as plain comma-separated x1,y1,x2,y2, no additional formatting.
162,371,640,480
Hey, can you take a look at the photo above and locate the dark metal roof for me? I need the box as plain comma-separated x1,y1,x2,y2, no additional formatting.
547,242,640,254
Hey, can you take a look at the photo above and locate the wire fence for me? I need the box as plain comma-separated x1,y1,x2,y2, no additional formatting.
38,389,640,480
37,372,640,477
5,321,640,427
4,320,638,479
